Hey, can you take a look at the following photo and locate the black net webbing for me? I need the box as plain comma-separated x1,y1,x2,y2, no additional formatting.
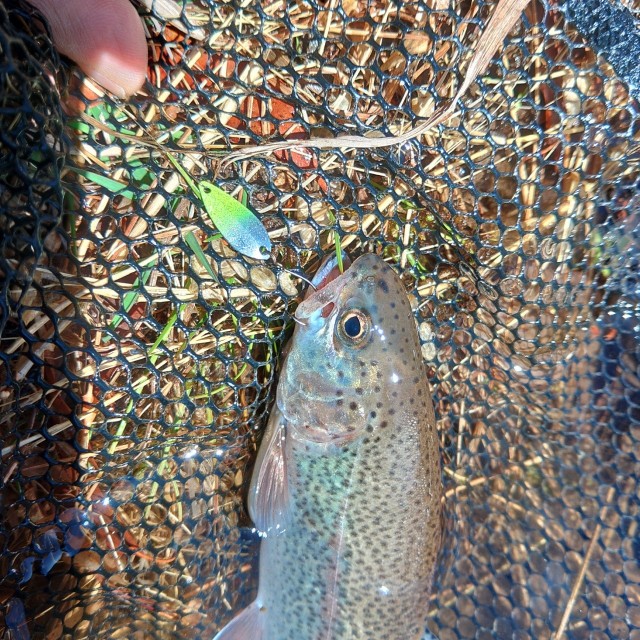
1,0,639,638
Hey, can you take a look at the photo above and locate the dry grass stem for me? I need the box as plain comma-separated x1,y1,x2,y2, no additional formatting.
552,487,616,639
222,0,532,166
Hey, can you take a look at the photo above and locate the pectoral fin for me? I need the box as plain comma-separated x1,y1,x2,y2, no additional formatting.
213,601,266,640
248,407,290,534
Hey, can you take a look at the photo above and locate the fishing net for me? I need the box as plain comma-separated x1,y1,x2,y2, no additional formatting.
0,0,639,637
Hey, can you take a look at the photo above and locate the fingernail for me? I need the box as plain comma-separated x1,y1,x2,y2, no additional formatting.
89,69,127,98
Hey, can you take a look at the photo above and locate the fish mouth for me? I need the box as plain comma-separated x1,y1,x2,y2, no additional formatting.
297,253,352,320
310,253,352,291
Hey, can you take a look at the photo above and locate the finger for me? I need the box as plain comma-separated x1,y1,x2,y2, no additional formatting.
30,0,147,97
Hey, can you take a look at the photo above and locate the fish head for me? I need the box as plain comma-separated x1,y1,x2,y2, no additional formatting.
277,253,423,444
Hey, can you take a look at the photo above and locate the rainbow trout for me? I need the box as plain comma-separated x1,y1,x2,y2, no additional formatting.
215,253,442,640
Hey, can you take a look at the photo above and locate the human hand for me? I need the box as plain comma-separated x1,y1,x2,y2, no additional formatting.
29,0,147,97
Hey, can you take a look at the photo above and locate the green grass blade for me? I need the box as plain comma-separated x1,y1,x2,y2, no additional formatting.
149,303,186,365
110,264,155,330
334,233,344,273
68,167,137,199
185,231,218,281
164,153,202,200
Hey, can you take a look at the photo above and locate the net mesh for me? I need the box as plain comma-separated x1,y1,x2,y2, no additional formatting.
1,0,639,638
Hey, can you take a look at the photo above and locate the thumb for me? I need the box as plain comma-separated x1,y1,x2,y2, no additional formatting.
30,0,147,97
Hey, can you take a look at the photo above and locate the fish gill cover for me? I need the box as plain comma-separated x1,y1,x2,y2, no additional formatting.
0,0,639,638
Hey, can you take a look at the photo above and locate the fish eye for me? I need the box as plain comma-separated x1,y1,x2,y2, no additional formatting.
337,309,371,346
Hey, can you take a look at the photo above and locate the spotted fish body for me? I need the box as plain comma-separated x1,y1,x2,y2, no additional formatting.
215,253,442,640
